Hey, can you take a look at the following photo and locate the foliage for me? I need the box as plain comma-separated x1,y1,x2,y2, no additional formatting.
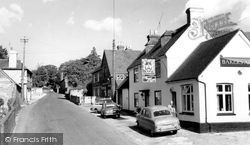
0,98,4,106
0,45,8,59
32,65,60,89
59,47,101,88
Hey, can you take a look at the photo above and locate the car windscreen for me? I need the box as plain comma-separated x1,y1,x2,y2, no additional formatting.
153,109,171,117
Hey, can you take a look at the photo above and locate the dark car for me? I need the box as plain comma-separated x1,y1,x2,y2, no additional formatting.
136,105,181,137
100,101,121,118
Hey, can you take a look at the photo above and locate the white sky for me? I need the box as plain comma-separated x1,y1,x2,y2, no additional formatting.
0,0,249,70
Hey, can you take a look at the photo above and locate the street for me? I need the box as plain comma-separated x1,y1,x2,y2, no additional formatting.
13,92,250,145
13,93,138,145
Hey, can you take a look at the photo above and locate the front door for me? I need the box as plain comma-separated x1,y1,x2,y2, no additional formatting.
145,91,149,107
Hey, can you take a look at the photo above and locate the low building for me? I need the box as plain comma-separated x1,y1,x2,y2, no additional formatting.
92,45,141,103
0,49,32,102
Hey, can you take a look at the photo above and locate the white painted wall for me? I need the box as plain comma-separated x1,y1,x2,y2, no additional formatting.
198,31,250,123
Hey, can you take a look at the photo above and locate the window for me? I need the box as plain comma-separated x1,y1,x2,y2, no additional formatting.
182,84,194,112
248,84,250,111
155,91,162,105
216,84,233,113
134,68,139,83
134,93,139,107
155,61,161,77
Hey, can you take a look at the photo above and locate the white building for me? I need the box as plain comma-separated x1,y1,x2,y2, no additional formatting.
127,7,250,132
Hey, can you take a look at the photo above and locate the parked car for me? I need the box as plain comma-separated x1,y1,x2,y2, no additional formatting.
100,101,121,118
90,98,113,113
136,105,181,137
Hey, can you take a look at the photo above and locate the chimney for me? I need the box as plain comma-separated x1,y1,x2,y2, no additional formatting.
117,41,125,50
186,7,204,24
8,48,17,68
145,30,160,53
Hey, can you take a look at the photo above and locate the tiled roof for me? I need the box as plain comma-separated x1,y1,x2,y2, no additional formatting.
127,24,189,70
0,59,32,74
104,49,141,86
166,29,240,83
0,59,8,68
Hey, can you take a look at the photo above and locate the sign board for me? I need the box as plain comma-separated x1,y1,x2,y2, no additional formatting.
188,12,237,40
116,74,125,80
220,57,250,67
141,59,155,75
142,75,156,83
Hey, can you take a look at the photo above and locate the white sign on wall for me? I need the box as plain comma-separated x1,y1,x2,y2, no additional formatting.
141,59,155,75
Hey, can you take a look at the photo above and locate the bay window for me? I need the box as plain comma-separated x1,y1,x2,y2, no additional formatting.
181,84,194,112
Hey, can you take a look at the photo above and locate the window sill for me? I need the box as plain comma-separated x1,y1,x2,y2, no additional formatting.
217,113,236,116
179,112,194,116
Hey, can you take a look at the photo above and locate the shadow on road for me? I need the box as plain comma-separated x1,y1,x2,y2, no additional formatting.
97,115,129,120
129,125,176,138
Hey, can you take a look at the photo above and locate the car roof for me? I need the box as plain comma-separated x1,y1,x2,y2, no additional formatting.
144,105,168,111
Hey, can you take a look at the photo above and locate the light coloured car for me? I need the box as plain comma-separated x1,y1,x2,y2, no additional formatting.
100,102,121,118
136,105,181,137
90,99,113,113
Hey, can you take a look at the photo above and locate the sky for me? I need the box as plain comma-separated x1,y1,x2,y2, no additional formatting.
0,0,250,70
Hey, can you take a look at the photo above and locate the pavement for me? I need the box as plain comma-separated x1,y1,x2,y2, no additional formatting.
79,103,250,145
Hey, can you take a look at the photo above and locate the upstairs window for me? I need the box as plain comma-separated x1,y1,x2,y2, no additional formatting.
155,61,161,78
248,84,250,112
134,68,139,83
216,84,233,113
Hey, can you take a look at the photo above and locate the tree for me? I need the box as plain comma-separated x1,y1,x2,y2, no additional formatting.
0,46,8,59
32,65,59,89
59,47,101,88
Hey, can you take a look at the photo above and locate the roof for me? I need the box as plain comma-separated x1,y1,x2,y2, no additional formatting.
166,29,240,83
127,24,189,70
0,69,21,88
104,49,141,86
0,59,32,74
117,77,129,90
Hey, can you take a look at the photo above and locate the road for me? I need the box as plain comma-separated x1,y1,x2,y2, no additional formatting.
14,92,138,145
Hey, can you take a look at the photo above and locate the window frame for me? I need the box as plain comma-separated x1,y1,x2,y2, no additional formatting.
134,67,139,83
155,61,161,78
248,83,250,112
134,93,139,107
181,84,194,113
216,83,234,114
154,90,162,105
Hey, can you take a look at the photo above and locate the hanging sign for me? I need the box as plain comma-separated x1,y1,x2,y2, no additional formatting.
142,75,156,83
220,57,250,67
141,59,155,75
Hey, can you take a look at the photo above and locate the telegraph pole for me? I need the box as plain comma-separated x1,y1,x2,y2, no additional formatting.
20,36,28,102
112,0,115,101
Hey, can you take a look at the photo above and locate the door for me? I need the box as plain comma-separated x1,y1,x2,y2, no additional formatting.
171,91,177,116
145,91,149,107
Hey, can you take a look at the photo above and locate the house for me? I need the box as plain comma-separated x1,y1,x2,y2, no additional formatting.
127,7,208,111
0,49,32,102
127,7,250,133
166,29,250,133
0,69,21,110
92,45,141,103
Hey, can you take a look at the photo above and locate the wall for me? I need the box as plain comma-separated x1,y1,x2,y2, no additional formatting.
200,31,250,123
0,73,15,109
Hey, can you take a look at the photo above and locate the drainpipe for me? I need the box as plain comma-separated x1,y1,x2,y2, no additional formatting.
196,78,211,132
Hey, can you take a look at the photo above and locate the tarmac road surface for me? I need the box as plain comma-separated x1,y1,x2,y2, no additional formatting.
14,92,138,145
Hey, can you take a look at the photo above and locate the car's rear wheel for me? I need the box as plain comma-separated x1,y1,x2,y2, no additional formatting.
117,114,120,118
150,130,154,137
103,114,106,119
94,109,98,113
172,130,178,134
136,121,140,128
